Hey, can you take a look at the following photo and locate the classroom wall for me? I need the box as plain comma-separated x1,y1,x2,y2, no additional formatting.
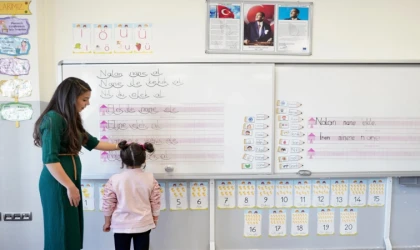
2,0,420,249
38,0,420,101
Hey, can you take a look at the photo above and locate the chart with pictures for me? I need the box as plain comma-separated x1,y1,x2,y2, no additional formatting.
207,1,312,55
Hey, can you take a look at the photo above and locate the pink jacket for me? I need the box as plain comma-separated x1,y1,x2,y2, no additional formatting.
102,169,161,230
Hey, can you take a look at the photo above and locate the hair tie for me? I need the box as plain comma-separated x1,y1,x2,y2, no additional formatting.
140,144,145,150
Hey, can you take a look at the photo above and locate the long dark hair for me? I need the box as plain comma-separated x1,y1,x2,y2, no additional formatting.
33,77,91,154
118,141,154,168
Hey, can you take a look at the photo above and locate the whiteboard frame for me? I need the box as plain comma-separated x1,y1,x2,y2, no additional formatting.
59,61,420,179
205,0,313,56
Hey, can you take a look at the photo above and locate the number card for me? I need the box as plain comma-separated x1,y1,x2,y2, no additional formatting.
294,180,311,208
217,180,236,209
238,180,256,208
312,180,330,207
269,209,287,237
98,183,106,211
317,208,335,235
349,179,367,207
368,179,386,207
275,180,293,208
190,182,208,210
330,179,349,207
159,182,166,211
340,208,358,236
244,210,262,238
169,182,188,210
81,183,94,211
291,209,309,236
257,180,274,208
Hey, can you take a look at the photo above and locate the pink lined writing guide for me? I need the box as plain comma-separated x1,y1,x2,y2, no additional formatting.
99,103,225,165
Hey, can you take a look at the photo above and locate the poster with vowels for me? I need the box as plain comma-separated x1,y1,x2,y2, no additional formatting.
93,24,113,54
73,23,91,53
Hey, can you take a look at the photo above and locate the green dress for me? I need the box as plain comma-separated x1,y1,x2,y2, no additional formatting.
39,111,99,250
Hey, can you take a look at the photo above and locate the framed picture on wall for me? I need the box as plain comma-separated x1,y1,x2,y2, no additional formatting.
205,1,313,56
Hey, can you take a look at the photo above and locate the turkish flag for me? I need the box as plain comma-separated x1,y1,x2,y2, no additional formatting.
217,5,234,18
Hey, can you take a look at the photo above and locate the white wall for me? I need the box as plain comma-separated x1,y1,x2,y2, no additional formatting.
39,0,420,101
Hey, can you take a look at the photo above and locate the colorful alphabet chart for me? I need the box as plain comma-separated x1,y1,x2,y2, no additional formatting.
312,179,330,207
368,179,386,207
340,208,358,236
317,208,335,235
257,180,275,208
349,179,367,207
330,179,349,207
159,182,166,211
275,180,293,208
190,182,208,210
217,180,236,209
81,183,95,211
291,209,309,236
244,210,262,238
237,180,256,208
169,182,188,210
98,183,106,211
293,180,311,208
269,209,287,237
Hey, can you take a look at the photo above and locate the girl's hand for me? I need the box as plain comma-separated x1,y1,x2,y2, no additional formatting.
103,222,111,232
67,185,80,207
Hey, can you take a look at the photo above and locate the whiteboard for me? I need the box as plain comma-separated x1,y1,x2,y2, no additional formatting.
61,63,274,176
275,64,420,175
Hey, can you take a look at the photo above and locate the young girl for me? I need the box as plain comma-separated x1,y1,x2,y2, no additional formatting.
34,77,125,250
102,141,161,250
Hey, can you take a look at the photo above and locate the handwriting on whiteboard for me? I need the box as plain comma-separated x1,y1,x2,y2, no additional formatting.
96,69,184,99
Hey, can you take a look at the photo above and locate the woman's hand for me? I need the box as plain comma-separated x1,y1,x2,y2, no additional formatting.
67,185,80,207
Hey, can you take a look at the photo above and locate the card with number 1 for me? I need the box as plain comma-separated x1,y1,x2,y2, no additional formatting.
269,209,287,237
81,183,95,211
257,180,274,208
217,180,236,209
169,182,188,211
159,182,166,211
237,180,256,208
244,210,262,238
190,182,208,210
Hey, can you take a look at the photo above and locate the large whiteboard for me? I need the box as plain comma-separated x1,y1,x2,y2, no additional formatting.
62,63,274,176
275,64,420,175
